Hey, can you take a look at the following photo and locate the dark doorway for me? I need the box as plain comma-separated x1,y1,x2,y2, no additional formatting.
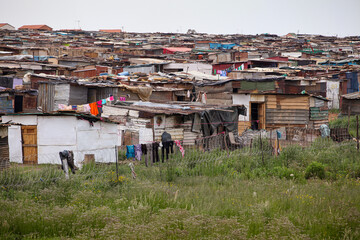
14,95,23,113
176,95,185,101
251,103,259,130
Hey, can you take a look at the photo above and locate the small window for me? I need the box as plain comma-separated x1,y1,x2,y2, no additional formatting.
177,96,185,101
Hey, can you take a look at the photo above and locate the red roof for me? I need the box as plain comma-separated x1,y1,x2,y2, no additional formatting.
163,47,192,54
99,29,122,33
0,23,9,27
18,25,52,30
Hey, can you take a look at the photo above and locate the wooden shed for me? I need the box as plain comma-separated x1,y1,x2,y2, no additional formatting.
341,92,360,116
235,93,328,133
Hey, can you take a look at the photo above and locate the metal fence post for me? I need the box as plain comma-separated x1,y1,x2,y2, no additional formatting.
357,116,359,152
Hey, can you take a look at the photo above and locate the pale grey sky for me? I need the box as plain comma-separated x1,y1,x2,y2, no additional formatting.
0,0,359,36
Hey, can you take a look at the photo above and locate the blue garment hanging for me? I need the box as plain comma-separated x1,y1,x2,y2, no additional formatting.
126,145,135,159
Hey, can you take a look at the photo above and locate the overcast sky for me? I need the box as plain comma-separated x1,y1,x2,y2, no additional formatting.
1,0,359,36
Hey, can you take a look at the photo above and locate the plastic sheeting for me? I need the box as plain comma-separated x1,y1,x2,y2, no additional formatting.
133,101,190,110
209,43,237,50
121,85,153,101
201,106,246,136
0,55,33,61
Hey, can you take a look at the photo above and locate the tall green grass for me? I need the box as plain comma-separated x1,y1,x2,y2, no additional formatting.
1,139,360,239
330,115,360,137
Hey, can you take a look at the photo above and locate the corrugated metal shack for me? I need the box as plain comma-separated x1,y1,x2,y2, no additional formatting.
341,92,360,115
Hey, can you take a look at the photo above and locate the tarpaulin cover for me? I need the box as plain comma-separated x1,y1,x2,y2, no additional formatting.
209,43,237,50
201,106,246,136
121,85,153,101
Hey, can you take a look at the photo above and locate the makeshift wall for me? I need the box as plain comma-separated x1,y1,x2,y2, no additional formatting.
341,99,360,115
123,65,155,74
54,84,70,110
103,105,151,145
38,83,55,112
265,95,309,128
154,115,184,141
326,80,340,109
37,116,77,164
7,125,22,163
0,95,14,114
206,92,232,105
2,115,118,166
76,120,118,164
232,94,251,134
69,85,88,105
163,63,212,75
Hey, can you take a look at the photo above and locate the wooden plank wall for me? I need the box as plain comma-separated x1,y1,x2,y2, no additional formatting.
265,95,309,128
238,121,251,134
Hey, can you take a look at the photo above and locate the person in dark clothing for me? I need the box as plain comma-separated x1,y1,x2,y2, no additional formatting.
162,141,174,162
161,131,174,162
59,150,77,174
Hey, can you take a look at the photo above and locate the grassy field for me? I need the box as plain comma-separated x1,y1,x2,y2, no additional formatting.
1,139,360,239
329,114,360,137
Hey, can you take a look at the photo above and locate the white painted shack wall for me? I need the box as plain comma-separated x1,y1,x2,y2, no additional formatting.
163,63,212,75
37,116,77,164
8,125,22,163
326,80,340,109
102,105,129,118
139,128,153,144
2,115,37,125
76,121,118,164
123,65,155,74
232,94,250,121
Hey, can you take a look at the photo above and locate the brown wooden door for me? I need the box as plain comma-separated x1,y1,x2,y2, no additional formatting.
21,126,37,164
258,103,266,129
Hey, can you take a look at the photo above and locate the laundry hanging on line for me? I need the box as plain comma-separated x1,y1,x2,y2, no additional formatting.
57,95,123,116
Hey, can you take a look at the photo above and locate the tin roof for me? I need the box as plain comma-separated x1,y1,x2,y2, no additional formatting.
342,92,360,100
18,25,52,30
99,29,122,33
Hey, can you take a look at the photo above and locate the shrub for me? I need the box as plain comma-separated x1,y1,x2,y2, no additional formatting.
271,166,297,180
305,161,326,179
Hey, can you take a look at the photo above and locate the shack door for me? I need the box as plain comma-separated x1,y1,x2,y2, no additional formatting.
21,126,37,164
250,102,266,130
258,103,265,129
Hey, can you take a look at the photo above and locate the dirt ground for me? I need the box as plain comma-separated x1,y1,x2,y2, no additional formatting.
329,112,339,122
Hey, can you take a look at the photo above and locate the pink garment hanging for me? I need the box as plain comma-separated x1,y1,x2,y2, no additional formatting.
174,140,185,157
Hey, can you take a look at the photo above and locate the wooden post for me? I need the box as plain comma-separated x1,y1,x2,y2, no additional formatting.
260,133,264,166
348,106,351,130
115,145,119,180
276,131,279,157
357,116,359,152
270,129,273,155
223,132,230,157
250,138,253,154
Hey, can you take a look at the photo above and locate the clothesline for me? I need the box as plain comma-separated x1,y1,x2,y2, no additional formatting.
122,131,226,145
58,95,126,116
126,140,185,165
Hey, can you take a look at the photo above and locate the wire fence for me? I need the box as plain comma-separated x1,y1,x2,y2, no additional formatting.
0,127,357,189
